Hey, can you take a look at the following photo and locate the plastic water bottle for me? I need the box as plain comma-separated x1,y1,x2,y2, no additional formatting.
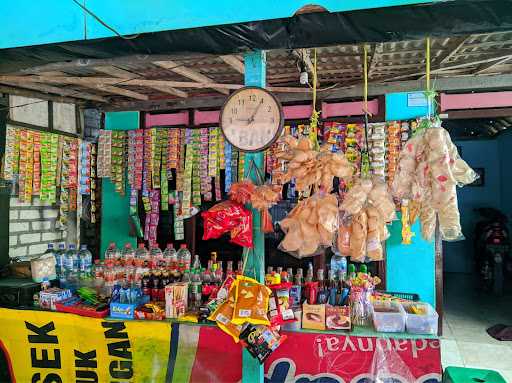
163,243,177,270
149,244,163,269
122,243,135,266
192,254,201,271
55,243,66,283
177,244,191,272
330,252,347,281
78,244,93,279
134,243,149,267
64,244,78,290
104,242,116,262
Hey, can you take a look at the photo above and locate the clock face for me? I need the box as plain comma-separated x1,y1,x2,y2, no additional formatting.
220,87,284,152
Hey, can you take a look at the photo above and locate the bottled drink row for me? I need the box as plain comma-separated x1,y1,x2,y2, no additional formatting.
46,242,245,306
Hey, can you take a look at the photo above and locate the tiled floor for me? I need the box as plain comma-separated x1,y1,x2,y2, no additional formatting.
442,272,512,382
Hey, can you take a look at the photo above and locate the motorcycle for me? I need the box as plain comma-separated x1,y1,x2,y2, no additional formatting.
474,208,511,295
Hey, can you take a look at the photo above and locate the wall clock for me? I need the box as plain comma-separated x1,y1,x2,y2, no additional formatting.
220,86,284,152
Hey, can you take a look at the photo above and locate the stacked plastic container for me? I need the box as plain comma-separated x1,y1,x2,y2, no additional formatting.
370,301,406,332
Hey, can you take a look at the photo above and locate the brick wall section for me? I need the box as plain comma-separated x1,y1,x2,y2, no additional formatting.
9,196,67,258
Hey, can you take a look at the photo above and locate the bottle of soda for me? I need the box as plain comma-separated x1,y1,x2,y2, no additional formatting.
149,244,163,269
177,244,192,272
226,261,234,279
122,243,135,266
134,243,149,267
141,272,151,297
104,242,116,264
150,271,161,301
163,243,177,270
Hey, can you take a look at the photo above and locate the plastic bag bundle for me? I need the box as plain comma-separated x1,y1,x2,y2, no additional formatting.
270,135,355,193
337,177,395,262
279,193,339,258
392,122,477,241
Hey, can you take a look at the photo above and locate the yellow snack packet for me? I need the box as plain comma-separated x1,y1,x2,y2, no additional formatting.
208,280,242,343
232,275,271,326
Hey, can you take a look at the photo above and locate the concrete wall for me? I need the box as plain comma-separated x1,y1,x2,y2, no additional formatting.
444,140,501,273
7,95,80,258
9,197,65,258
498,130,512,221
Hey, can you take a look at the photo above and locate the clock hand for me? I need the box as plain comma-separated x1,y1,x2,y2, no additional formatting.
248,102,263,123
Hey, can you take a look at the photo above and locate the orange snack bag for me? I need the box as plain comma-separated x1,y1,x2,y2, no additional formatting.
208,280,242,342
232,275,271,326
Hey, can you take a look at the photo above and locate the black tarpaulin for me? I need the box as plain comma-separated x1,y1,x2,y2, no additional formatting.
1,0,512,74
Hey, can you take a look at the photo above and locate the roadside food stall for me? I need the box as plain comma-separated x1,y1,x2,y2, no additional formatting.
1,1,511,382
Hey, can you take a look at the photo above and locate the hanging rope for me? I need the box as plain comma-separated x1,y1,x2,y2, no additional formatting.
426,37,431,93
359,45,371,178
309,49,320,150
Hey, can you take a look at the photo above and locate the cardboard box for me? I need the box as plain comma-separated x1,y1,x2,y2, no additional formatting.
39,288,71,311
165,282,188,319
325,305,351,330
302,303,326,331
110,295,150,319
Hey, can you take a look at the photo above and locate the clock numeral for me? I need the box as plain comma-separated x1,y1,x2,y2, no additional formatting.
249,95,256,102
271,117,275,123
229,117,233,124
231,107,238,115
267,106,272,112
238,99,244,106
260,98,264,104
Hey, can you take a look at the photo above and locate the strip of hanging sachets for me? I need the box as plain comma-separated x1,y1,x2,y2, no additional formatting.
18,130,27,201
3,126,18,181
151,128,161,189
182,129,194,211
23,131,34,203
192,130,201,207
199,127,211,201
167,128,179,177
215,130,222,201
160,129,169,211
238,151,245,182
32,131,41,196
97,130,112,178
176,129,186,192
68,138,79,211
224,141,232,193
58,137,70,229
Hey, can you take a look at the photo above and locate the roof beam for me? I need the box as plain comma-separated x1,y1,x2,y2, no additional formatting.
152,60,229,95
94,66,188,98
31,70,150,101
219,55,245,74
472,56,512,74
102,74,512,112
0,80,108,103
0,75,244,91
0,84,87,105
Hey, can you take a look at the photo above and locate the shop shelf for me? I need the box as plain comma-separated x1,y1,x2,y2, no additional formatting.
370,301,406,333
402,301,438,335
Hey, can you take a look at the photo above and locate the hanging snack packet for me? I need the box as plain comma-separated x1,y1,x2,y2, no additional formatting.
239,323,287,364
232,275,271,326
268,282,295,326
208,279,242,342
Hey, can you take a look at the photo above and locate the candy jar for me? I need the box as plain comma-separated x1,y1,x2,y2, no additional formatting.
349,286,373,327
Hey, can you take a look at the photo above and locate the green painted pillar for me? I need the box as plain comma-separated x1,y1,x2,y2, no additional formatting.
242,51,266,383
100,111,139,257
